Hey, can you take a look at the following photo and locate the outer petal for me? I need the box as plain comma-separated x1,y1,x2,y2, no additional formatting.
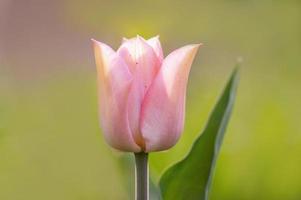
92,39,141,152
147,36,164,62
140,44,201,152
117,36,160,149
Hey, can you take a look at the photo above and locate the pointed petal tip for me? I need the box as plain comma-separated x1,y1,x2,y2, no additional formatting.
91,39,116,54
135,35,153,47
130,34,161,41
151,35,160,40
189,43,203,50
122,37,128,43
91,38,104,48
91,38,100,44
136,34,145,41
91,38,97,46
184,43,202,56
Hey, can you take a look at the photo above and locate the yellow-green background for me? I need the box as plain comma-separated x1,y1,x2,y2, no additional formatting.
0,0,300,199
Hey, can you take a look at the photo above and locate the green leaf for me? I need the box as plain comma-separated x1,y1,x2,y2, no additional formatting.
159,68,239,200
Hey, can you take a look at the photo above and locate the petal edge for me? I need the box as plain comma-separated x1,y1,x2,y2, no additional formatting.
140,44,201,152
92,39,141,152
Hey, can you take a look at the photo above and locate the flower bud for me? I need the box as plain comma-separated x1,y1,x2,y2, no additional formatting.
92,36,201,152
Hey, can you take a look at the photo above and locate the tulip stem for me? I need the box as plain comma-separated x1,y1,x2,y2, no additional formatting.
134,152,149,200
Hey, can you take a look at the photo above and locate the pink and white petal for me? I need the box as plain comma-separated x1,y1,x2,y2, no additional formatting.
121,36,136,44
127,79,145,148
117,35,160,82
147,36,163,62
140,44,201,152
92,39,141,152
122,37,129,44
117,36,161,148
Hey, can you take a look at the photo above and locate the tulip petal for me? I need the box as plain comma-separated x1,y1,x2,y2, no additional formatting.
92,39,141,152
122,37,129,44
117,36,161,149
140,44,201,152
117,36,160,80
147,36,164,62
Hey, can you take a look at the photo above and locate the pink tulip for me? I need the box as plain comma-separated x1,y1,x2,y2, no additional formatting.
92,36,201,152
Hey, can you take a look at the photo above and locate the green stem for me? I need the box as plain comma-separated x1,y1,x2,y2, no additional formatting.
134,152,149,200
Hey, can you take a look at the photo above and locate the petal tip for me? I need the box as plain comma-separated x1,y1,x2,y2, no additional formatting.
91,38,98,46
91,38,104,49
91,38,100,44
152,35,160,40
91,39,115,53
136,35,147,42
190,43,203,50
185,43,202,55
122,37,128,44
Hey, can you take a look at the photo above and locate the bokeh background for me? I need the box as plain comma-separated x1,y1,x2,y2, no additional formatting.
1,0,301,199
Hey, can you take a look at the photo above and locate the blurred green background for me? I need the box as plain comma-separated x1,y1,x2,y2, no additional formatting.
0,0,301,199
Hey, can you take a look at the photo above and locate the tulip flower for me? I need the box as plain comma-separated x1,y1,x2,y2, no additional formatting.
92,36,200,153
